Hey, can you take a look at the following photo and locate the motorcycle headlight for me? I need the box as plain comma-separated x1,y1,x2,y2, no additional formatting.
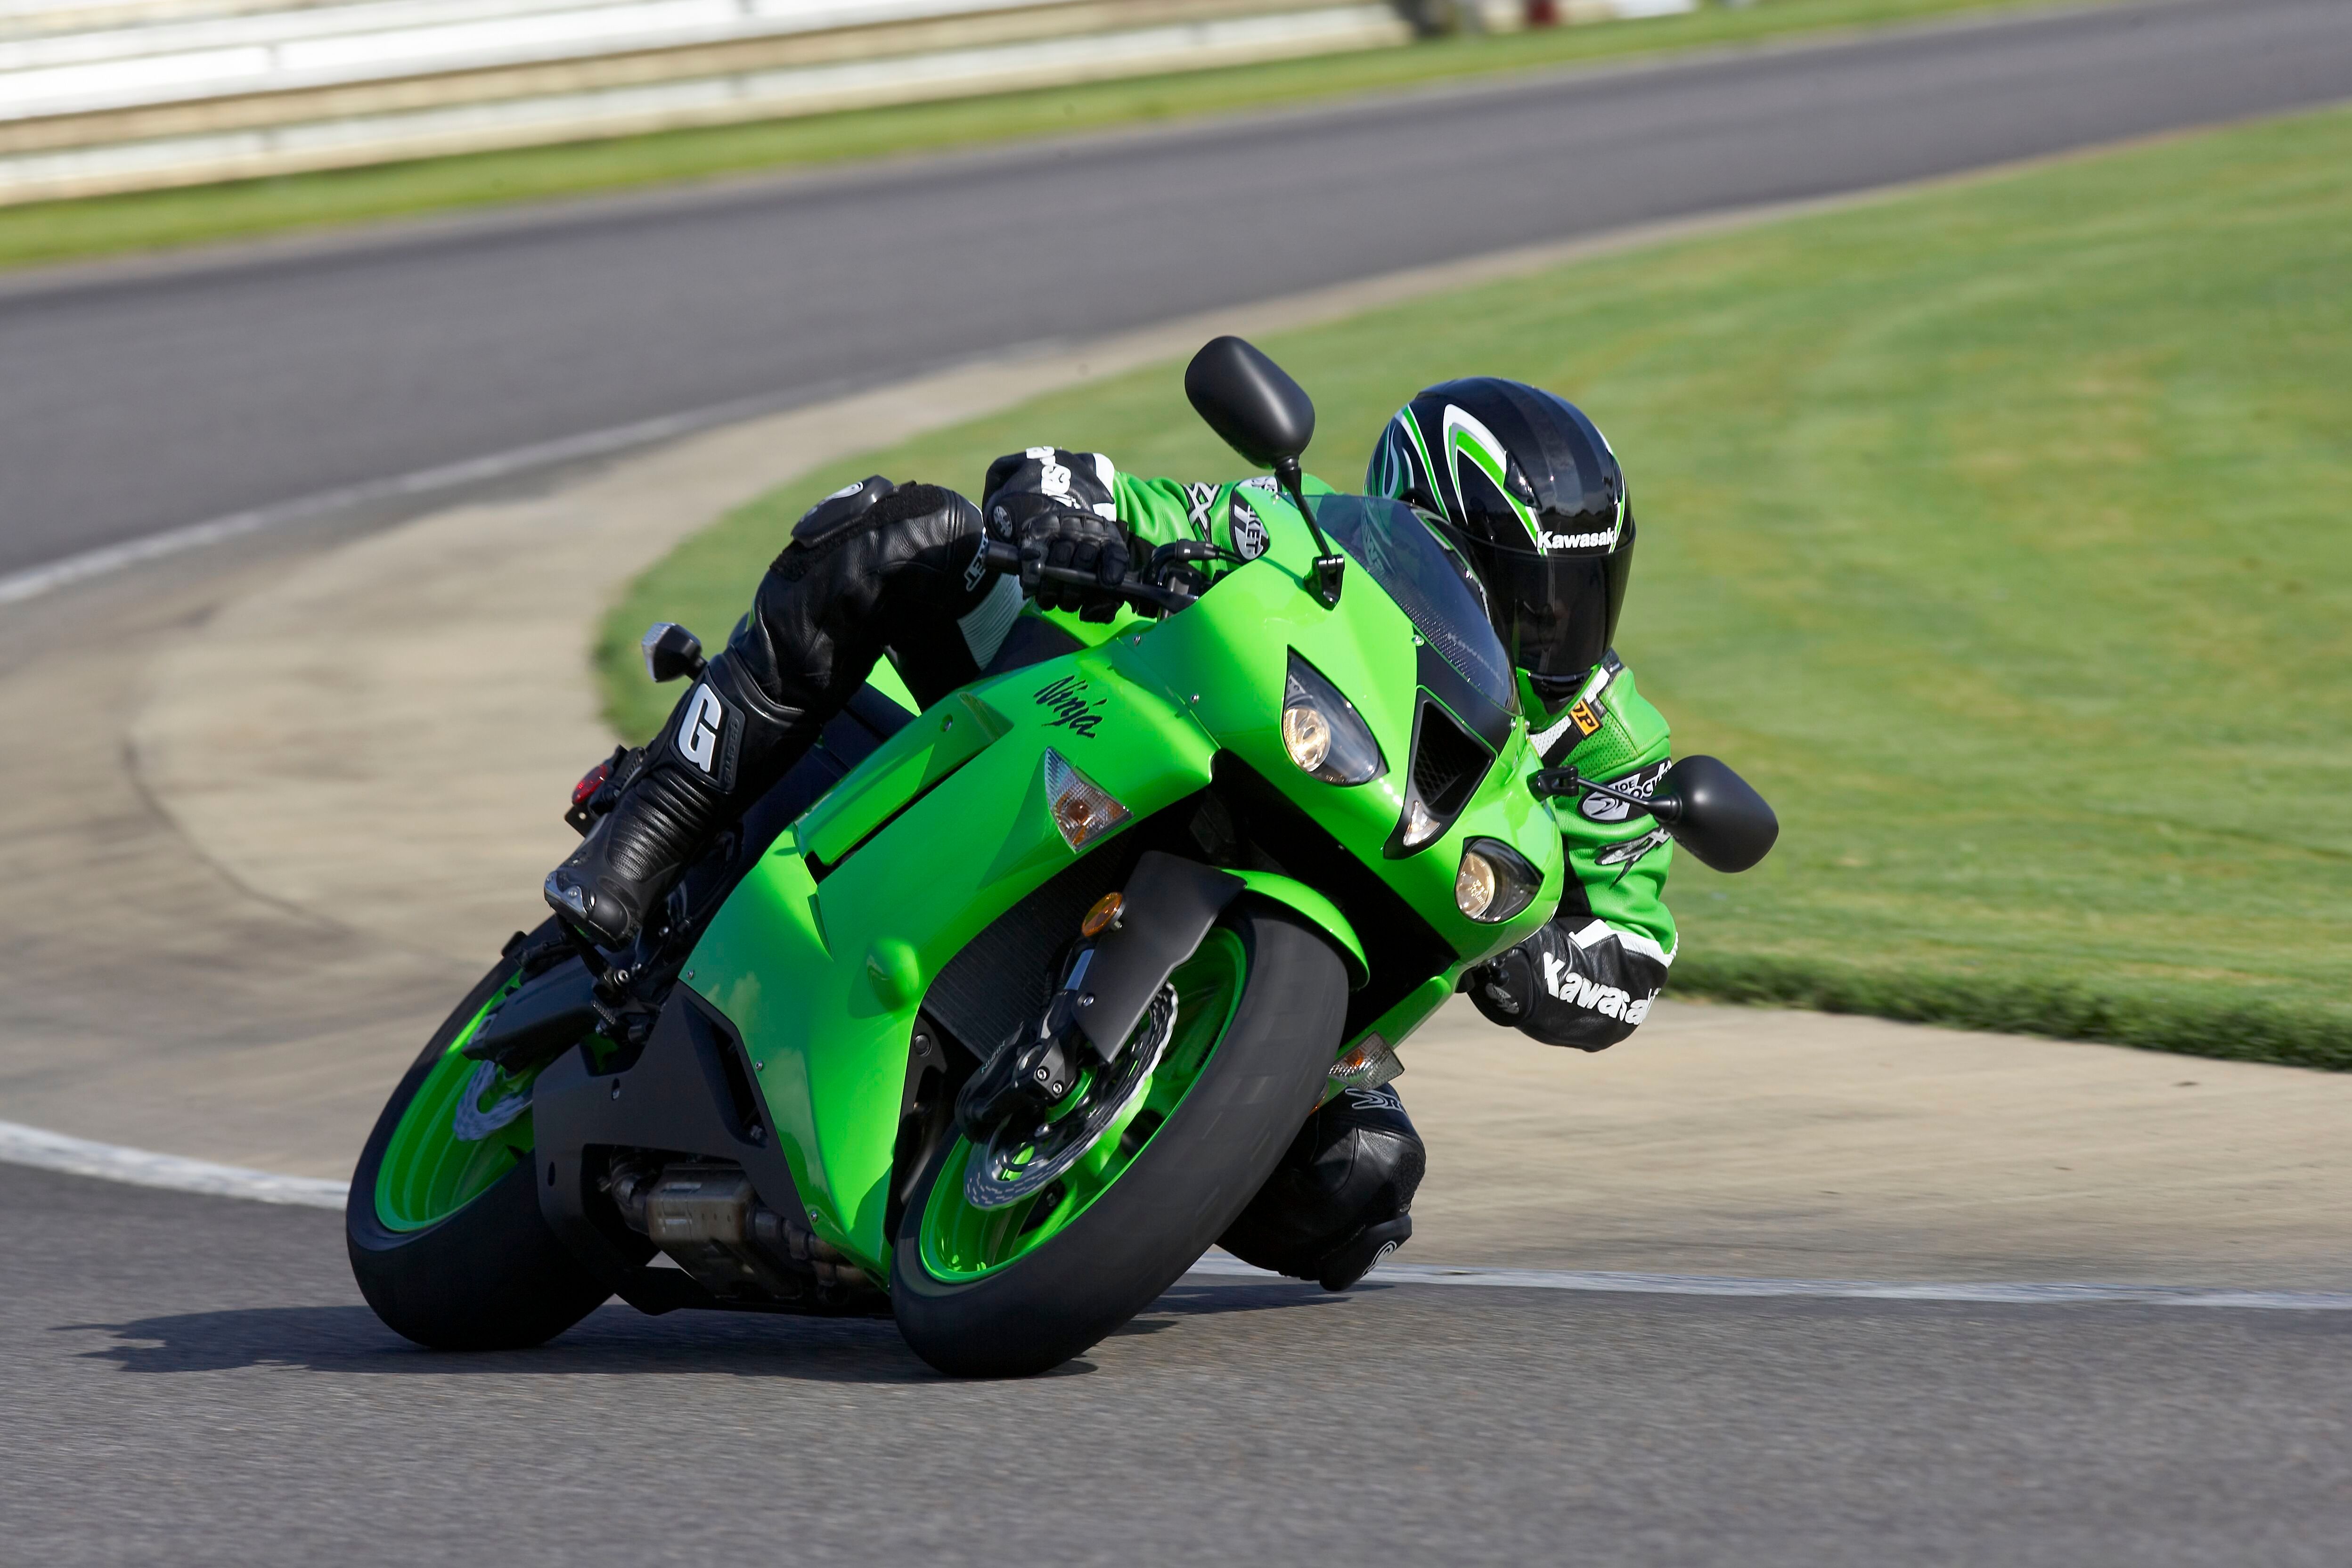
1282,653,1384,786
1455,837,1542,923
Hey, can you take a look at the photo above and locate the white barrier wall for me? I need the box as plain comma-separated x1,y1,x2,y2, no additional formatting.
3,0,1191,119
0,0,1677,204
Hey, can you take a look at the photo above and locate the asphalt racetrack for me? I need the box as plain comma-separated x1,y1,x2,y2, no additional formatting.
8,1161,2349,1566
6,0,2352,578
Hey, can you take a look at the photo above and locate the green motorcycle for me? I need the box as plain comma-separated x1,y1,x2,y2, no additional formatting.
346,338,1777,1376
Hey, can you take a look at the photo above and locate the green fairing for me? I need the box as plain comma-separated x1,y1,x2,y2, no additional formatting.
683,476,1562,1277
682,643,1219,1270
1114,464,1676,962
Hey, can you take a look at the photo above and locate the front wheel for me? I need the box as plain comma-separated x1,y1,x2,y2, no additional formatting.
891,906,1348,1377
346,921,611,1350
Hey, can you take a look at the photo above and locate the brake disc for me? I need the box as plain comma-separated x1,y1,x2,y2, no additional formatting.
964,985,1177,1210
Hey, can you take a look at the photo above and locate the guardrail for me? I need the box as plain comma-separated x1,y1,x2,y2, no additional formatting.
0,0,1682,204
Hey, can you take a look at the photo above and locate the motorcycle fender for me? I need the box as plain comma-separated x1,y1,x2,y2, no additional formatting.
1225,870,1369,990
1070,852,1246,1056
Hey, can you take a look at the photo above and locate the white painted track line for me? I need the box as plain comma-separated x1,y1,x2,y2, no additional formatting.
0,390,782,607
6,1119,2347,1310
0,1118,347,1208
1186,1254,2352,1311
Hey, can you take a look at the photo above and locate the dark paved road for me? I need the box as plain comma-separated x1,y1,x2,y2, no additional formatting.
8,1160,2350,1567
5,0,2351,578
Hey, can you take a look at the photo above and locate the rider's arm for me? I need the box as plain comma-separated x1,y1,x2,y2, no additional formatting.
1468,653,1678,1052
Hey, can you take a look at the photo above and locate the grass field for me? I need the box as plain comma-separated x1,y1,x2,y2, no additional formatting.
2,0,2071,274
604,106,2352,1069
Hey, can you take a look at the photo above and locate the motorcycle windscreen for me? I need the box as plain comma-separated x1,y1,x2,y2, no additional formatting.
1311,495,1518,719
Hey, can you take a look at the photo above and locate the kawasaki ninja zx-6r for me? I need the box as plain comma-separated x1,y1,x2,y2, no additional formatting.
346,338,1777,1377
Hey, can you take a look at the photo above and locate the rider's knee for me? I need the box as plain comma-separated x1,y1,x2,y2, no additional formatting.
1218,1083,1424,1287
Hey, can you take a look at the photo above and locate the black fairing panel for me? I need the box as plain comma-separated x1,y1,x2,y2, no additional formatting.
533,989,804,1310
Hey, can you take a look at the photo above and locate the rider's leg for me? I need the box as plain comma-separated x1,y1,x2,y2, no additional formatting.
1217,1083,1425,1291
546,481,1001,946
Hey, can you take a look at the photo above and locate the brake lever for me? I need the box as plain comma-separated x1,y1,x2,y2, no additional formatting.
978,539,1196,614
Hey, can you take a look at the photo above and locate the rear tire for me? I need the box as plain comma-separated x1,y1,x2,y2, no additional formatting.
891,907,1346,1377
347,923,611,1350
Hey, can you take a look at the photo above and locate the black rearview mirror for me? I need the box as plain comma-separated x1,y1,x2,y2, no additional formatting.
1647,755,1779,873
1184,336,1315,468
1184,335,1348,607
641,621,706,684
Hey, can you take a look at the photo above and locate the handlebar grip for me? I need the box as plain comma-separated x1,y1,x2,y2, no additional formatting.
978,533,1193,613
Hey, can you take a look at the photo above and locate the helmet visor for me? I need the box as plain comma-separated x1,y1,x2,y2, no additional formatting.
1432,513,1633,688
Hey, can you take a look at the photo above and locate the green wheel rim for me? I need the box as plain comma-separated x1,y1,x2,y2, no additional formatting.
918,927,1249,1283
374,976,550,1233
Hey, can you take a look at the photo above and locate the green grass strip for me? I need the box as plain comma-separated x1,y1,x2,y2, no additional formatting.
1674,954,2352,1071
7,0,2075,274
604,103,2352,1069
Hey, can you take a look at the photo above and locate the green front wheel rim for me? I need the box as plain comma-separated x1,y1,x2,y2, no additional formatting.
373,977,547,1232
917,927,1249,1283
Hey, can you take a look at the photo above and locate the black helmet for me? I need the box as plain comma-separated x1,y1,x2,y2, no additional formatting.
1366,377,1633,700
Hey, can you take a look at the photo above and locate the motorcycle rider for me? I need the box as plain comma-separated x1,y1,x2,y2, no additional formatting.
545,376,1672,1292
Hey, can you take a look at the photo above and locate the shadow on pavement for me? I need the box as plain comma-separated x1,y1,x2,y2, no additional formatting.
58,1304,937,1383
55,1277,1344,1381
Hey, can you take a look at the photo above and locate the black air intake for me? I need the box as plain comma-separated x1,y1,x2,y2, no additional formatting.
1413,702,1488,818
1386,699,1493,858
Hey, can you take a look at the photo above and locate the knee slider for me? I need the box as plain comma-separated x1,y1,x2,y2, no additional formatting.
1219,1085,1425,1279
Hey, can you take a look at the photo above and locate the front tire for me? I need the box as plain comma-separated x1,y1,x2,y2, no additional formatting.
891,907,1347,1377
347,922,610,1350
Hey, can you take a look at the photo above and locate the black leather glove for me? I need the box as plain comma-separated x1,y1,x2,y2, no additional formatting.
1463,919,1660,1052
1463,940,1537,1028
1001,495,1133,621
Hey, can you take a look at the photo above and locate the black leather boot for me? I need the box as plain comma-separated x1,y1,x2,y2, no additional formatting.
545,653,805,947
546,478,996,947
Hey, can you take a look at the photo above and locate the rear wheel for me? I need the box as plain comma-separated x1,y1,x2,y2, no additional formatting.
891,907,1347,1377
346,923,610,1350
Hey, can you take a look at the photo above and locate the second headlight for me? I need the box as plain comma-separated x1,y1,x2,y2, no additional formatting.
1282,653,1385,786
1456,837,1543,923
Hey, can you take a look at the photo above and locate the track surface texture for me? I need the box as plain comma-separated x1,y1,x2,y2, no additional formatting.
7,0,2352,577
8,1161,2349,1567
